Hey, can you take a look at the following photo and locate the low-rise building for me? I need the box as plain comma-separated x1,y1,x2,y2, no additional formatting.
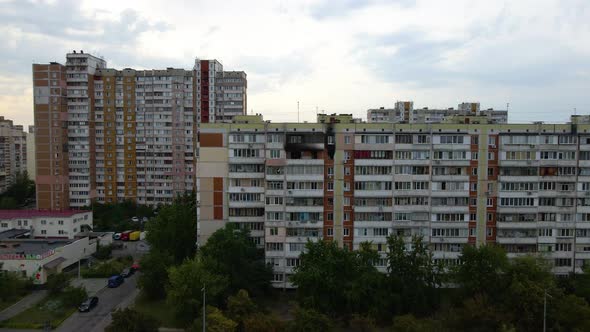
0,236,96,284
0,210,93,239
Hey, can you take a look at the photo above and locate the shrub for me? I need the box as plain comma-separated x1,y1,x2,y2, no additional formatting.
61,286,87,307
93,244,113,260
46,273,70,294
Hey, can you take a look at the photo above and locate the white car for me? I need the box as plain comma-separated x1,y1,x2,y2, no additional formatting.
131,217,139,222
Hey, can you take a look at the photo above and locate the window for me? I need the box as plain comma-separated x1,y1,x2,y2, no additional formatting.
344,228,350,237
41,230,47,235
344,182,350,191
344,136,351,144
270,149,281,159
327,213,333,221
327,136,335,144
344,213,350,221
327,228,333,236
58,220,64,225
327,167,334,176
327,182,334,191
343,197,350,206
344,167,351,175
344,151,351,161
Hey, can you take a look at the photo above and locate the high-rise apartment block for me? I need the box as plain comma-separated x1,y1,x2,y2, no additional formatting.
197,113,590,288
0,117,27,194
368,101,508,124
33,51,247,209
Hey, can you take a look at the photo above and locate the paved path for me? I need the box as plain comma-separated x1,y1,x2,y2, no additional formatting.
57,274,139,332
70,278,107,296
0,290,48,322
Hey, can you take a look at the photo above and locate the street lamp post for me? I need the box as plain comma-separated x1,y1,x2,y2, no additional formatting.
202,284,206,332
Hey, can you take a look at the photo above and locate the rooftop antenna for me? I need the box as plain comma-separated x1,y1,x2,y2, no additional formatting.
574,107,577,116
297,101,300,123
506,103,509,112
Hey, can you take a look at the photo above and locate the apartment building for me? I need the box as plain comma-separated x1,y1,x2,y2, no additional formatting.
26,126,36,179
198,113,590,288
33,51,247,209
0,117,27,194
368,101,508,124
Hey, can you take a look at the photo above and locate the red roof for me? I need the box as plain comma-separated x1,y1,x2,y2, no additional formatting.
0,210,91,220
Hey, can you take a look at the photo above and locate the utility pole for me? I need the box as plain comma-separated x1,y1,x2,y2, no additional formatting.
202,284,206,332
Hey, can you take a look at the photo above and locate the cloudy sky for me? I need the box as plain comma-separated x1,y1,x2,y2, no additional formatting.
1,0,589,127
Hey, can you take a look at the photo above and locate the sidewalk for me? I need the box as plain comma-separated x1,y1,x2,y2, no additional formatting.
0,290,48,322
70,278,107,296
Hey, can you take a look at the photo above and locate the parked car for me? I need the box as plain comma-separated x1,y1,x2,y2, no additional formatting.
131,216,139,222
107,275,124,288
131,262,140,272
78,296,99,312
120,268,134,278
113,233,121,240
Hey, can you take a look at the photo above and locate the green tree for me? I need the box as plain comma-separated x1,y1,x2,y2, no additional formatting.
0,266,32,302
502,255,557,331
349,313,376,332
291,241,385,319
243,312,285,332
146,193,197,265
190,306,238,332
138,251,173,300
287,307,333,332
391,314,437,332
440,294,511,332
166,257,228,325
105,307,159,332
290,240,358,316
0,196,17,209
46,273,70,295
227,289,257,326
200,224,271,297
0,171,35,208
61,286,87,307
93,244,112,260
385,234,442,315
455,245,509,300
551,294,590,331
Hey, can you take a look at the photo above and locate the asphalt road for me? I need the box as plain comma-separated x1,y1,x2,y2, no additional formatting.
56,273,139,332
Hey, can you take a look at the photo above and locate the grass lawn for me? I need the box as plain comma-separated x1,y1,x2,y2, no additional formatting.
0,293,28,312
0,294,76,329
133,292,184,328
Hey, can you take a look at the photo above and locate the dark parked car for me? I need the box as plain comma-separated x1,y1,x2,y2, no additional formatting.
78,296,99,312
107,275,124,288
120,268,134,278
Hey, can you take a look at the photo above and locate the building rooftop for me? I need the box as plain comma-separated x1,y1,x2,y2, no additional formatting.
0,210,90,220
0,239,73,256
0,229,31,240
